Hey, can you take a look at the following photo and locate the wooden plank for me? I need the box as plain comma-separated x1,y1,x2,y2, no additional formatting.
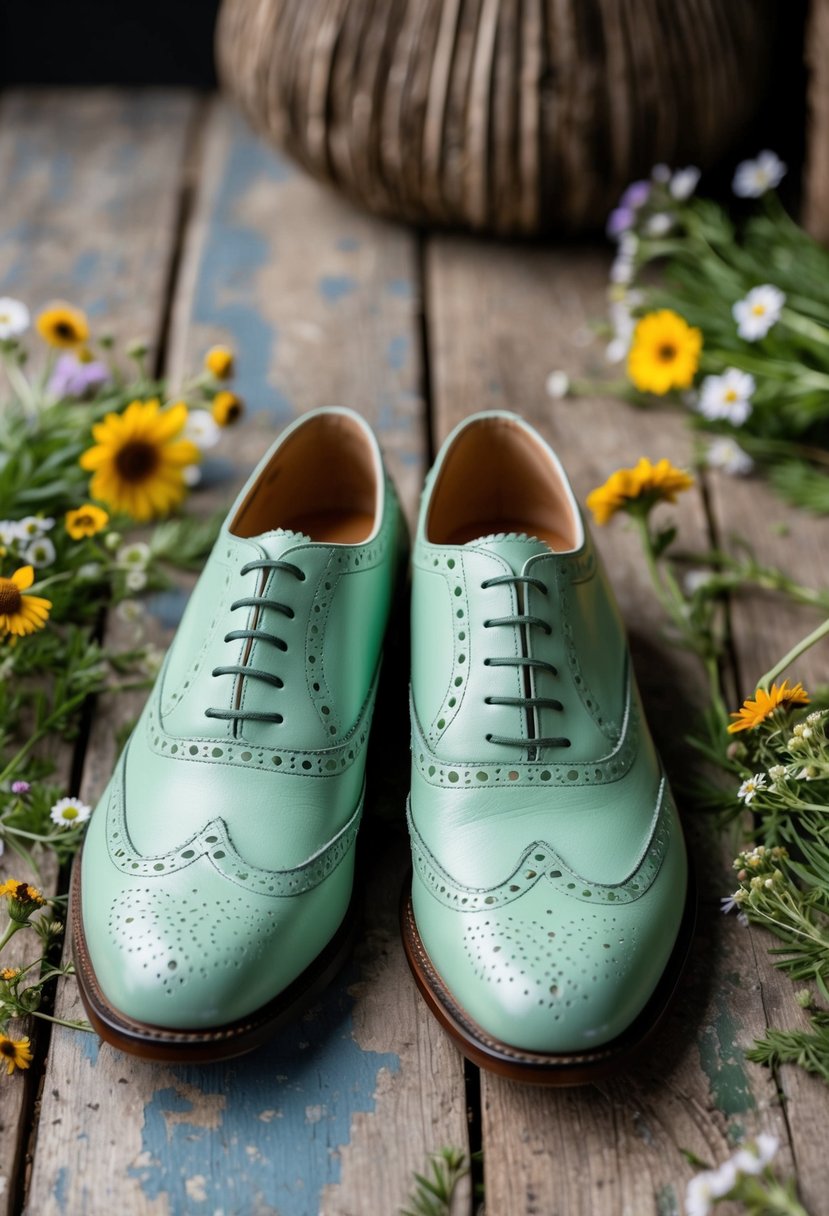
804,0,829,245
0,89,199,1216
424,239,804,1214
27,101,468,1216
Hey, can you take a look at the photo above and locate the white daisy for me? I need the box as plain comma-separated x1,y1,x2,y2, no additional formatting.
77,562,103,582
733,285,785,341
733,1133,779,1175
116,541,150,569
185,408,221,450
49,796,92,827
733,151,786,198
669,166,700,200
609,254,635,285
698,368,755,425
619,232,639,259
545,371,570,399
17,515,55,540
738,773,767,804
0,520,25,548
706,437,754,476
183,464,203,487
116,599,146,626
0,298,30,340
24,537,56,568
125,568,148,592
685,1160,738,1216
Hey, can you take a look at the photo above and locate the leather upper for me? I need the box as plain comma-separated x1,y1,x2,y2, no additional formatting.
408,412,688,1053
80,408,405,1029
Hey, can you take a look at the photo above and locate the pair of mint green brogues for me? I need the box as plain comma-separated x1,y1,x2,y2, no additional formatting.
73,408,691,1082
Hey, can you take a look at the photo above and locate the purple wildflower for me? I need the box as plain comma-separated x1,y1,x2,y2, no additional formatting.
620,180,651,210
606,207,634,240
11,781,30,794
49,353,109,400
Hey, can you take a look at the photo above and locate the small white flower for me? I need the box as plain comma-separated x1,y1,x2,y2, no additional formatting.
644,212,672,237
738,773,767,804
684,570,714,596
142,645,166,677
117,541,150,569
706,437,754,476
806,710,824,724
116,599,146,626
610,254,635,285
104,531,122,552
49,796,92,827
0,298,30,340
669,166,701,200
733,150,786,198
17,515,55,539
685,1160,738,1216
24,537,56,567
77,562,103,582
768,764,788,785
125,568,148,592
185,408,221,450
698,368,755,425
733,284,785,341
619,232,639,259
651,163,671,184
797,765,820,781
183,464,203,487
545,371,570,399
0,520,24,548
605,337,629,364
755,1132,779,1167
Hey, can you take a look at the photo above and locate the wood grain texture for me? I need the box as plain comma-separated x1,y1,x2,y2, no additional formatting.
423,239,810,1214
217,0,777,235
26,99,466,1216
804,0,829,244
0,89,198,1216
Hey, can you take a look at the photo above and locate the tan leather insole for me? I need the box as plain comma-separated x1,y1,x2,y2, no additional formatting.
446,517,573,552
284,510,376,545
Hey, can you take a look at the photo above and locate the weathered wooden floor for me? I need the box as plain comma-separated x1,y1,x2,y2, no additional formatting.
0,90,828,1216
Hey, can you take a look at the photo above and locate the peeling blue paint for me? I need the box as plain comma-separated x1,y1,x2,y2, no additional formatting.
80,1031,100,1066
386,335,409,372
53,1165,69,1213
188,118,294,422
386,278,412,299
145,588,190,629
319,275,358,304
336,236,361,252
72,250,102,287
130,967,399,1216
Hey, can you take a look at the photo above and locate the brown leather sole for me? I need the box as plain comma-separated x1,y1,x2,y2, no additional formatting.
71,853,357,1063
400,866,697,1086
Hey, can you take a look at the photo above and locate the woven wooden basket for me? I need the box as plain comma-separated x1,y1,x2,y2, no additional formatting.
217,0,776,236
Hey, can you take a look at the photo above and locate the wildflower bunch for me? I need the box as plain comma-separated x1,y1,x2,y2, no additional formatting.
0,300,247,1070
685,1134,808,1216
553,151,829,512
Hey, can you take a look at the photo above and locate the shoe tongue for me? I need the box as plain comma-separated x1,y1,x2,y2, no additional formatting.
249,528,314,559
467,532,552,575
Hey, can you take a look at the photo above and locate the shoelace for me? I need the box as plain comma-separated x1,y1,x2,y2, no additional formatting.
205,558,305,725
480,573,571,751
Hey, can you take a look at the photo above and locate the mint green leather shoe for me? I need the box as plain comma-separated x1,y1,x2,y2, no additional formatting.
73,408,406,1061
402,412,693,1084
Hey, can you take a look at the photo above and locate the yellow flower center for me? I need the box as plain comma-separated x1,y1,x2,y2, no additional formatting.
0,578,22,615
61,807,78,820
115,440,160,484
751,303,766,316
724,389,738,402
0,313,9,324
656,342,677,363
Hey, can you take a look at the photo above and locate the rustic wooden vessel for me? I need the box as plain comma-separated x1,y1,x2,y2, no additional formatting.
217,0,777,235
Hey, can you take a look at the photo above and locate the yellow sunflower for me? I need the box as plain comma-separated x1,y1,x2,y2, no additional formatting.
0,1034,33,1075
65,503,109,540
205,345,234,379
36,302,89,348
627,309,702,395
212,390,244,427
586,457,694,525
0,567,52,637
728,681,810,734
79,399,200,521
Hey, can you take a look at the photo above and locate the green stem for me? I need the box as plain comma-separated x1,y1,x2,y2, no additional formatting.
759,617,829,690
29,1010,93,1032
0,920,21,952
2,357,39,417
0,688,90,786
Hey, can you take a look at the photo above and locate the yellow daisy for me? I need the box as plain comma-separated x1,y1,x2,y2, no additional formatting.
212,391,244,427
627,309,702,395
65,503,109,540
1,967,20,981
36,302,89,349
205,345,234,379
0,567,52,637
79,399,200,522
586,457,694,525
728,681,811,734
0,1034,33,1075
